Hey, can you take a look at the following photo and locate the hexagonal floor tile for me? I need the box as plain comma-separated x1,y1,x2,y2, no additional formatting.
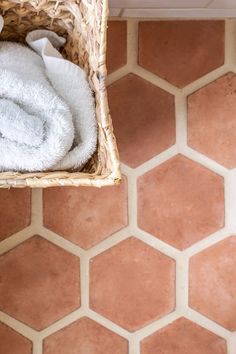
138,155,224,250
43,178,128,250
43,317,128,354
90,237,175,331
141,317,226,354
190,236,236,330
139,21,225,88
188,72,236,168
0,235,80,330
0,189,31,241
107,21,127,74
0,322,32,354
108,73,175,168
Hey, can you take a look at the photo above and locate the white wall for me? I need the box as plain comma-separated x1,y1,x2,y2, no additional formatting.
109,0,236,18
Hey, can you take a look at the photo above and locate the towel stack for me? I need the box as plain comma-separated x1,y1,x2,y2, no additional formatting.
0,15,97,172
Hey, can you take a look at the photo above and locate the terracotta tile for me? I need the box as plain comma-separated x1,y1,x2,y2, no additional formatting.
0,189,31,241
139,21,225,88
138,155,224,250
107,21,127,74
0,322,32,354
108,73,175,167
0,235,80,330
44,317,128,354
190,236,236,330
90,237,175,331
188,72,236,168
141,317,226,354
43,178,128,249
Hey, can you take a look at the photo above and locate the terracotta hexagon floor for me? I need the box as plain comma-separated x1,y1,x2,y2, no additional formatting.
1,18,236,354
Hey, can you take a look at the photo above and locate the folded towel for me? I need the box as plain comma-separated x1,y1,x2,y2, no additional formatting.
0,16,97,172
0,41,74,172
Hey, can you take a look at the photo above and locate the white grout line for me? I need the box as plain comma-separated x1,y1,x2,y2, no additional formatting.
182,228,229,257
106,64,130,85
79,255,90,309
181,146,228,176
133,227,180,260
175,93,188,149
121,162,133,175
134,145,178,177
129,338,140,354
31,188,43,228
135,311,180,341
184,308,231,339
33,339,43,354
225,169,236,233
227,333,236,354
38,227,84,257
38,309,84,339
133,64,179,95
0,226,35,255
127,20,139,66
175,255,189,312
126,172,137,229
182,64,229,95
86,309,131,339
225,19,236,66
88,227,131,258
0,311,38,340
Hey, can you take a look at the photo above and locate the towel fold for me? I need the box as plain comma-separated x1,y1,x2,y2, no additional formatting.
0,16,97,172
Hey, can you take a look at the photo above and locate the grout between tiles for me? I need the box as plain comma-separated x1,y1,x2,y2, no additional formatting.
31,188,43,228
175,255,188,312
175,93,187,149
38,309,84,339
0,311,38,341
39,227,84,257
33,339,43,354
184,308,231,339
79,255,90,309
127,20,138,66
128,338,140,354
228,333,236,354
225,170,236,233
0,17,236,354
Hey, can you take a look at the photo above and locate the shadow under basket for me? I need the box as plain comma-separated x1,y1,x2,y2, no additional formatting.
0,0,121,188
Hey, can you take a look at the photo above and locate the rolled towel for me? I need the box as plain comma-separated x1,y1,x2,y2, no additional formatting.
0,16,97,172
26,30,97,171
0,40,74,172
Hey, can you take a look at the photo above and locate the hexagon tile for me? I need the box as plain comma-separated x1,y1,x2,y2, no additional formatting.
2,17,236,354
107,21,127,74
188,72,236,168
138,21,225,88
138,155,224,250
43,178,128,249
190,237,236,331
90,237,175,331
108,73,175,167
0,235,80,330
44,317,128,354
141,318,227,354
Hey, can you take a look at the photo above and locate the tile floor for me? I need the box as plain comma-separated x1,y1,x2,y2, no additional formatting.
1,19,236,354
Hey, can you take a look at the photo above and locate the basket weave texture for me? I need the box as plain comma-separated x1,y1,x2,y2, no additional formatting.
0,0,121,188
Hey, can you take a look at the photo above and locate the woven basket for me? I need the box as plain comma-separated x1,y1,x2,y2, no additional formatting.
0,0,120,188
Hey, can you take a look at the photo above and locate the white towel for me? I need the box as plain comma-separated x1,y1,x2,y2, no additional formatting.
0,16,97,172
